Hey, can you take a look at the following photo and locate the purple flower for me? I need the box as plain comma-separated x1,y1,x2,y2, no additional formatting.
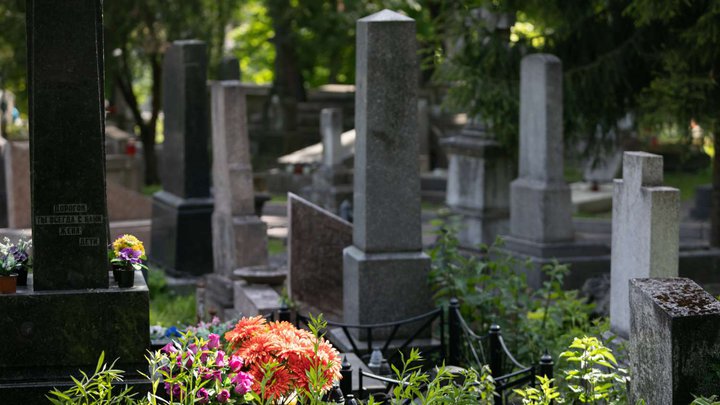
9,246,27,262
215,350,226,368
196,388,210,404
164,383,184,399
229,355,243,373
232,371,253,395
188,343,198,354
208,333,220,349
217,389,230,403
118,247,143,264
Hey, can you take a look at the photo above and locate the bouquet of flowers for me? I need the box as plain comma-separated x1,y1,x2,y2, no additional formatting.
0,237,31,274
149,332,254,404
224,316,342,402
109,234,148,271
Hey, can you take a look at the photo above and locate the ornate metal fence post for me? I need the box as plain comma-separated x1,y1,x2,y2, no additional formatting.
539,351,554,379
488,324,503,379
278,302,291,322
448,298,461,365
340,355,353,397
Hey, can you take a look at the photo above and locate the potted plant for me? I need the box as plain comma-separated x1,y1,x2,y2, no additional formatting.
0,238,32,286
0,260,18,294
108,234,148,288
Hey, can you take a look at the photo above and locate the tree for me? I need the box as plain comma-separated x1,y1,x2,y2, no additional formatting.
626,0,720,246
103,0,240,185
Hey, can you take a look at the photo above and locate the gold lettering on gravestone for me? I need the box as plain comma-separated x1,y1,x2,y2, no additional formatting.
36,203,103,246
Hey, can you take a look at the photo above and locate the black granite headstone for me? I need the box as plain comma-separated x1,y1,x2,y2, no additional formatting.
218,56,241,81
28,0,109,290
150,40,214,276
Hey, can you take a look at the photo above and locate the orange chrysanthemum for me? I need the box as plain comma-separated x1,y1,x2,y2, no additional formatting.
225,316,342,400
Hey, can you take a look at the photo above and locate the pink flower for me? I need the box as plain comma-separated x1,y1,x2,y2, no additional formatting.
217,389,230,403
229,355,243,372
160,342,177,354
188,343,198,354
215,350,226,368
208,333,220,349
232,371,253,395
196,388,210,404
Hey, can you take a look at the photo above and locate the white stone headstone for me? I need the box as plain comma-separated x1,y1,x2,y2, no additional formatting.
610,151,679,337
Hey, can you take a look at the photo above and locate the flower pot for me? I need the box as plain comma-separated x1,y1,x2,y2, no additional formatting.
116,270,135,288
0,274,18,294
111,263,126,283
15,266,28,286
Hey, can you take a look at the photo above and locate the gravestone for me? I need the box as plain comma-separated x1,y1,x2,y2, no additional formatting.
289,193,352,315
630,278,720,404
205,80,282,319
509,54,573,244
343,10,433,333
610,152,679,338
150,40,214,277
442,118,512,249
218,56,241,81
691,184,712,220
309,108,353,213
0,1,149,401
4,141,30,229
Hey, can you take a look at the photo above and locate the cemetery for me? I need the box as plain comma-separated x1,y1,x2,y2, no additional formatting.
1,1,720,404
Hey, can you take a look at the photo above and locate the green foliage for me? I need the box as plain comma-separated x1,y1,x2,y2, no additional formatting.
559,336,629,404
513,375,561,405
428,218,606,366
387,349,495,405
693,396,720,405
47,352,137,405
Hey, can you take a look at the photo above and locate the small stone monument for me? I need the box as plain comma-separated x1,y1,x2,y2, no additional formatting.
309,108,352,213
0,1,148,400
150,40,214,277
509,54,573,244
343,9,433,333
610,151,679,338
442,118,512,249
502,54,608,288
289,193,352,315
205,81,284,319
630,278,720,404
218,56,241,81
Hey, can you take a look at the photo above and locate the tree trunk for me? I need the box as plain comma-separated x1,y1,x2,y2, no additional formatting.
711,125,720,247
268,0,306,102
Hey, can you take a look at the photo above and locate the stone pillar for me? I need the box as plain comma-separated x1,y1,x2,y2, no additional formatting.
29,0,110,290
322,108,344,167
343,9,432,331
150,40,214,277
205,81,282,319
630,278,720,404
509,54,573,244
0,2,149,401
442,119,512,249
610,151,679,337
417,99,431,172
311,108,352,213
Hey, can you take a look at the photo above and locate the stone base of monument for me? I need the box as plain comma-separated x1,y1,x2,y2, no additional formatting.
449,206,508,250
510,179,574,242
0,273,150,403
212,214,269,277
343,246,433,339
150,191,213,277
233,280,282,317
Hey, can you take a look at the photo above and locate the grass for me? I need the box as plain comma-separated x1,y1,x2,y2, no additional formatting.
663,168,711,201
268,238,286,255
270,193,288,203
147,267,196,327
141,184,162,196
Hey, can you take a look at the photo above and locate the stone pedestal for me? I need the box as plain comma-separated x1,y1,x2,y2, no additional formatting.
442,121,512,249
630,278,720,404
0,274,150,403
151,191,214,277
344,246,431,327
